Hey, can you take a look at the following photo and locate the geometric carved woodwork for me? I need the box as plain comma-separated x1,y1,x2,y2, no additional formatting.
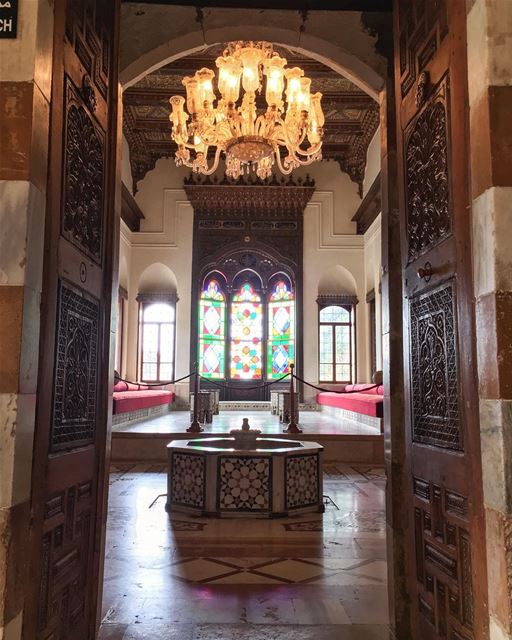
398,0,448,98
188,174,306,401
51,282,99,452
413,477,474,638
39,481,93,637
122,46,379,193
62,78,105,264
121,182,145,231
405,79,451,263
351,172,381,234
409,280,462,451
184,173,315,218
64,0,111,101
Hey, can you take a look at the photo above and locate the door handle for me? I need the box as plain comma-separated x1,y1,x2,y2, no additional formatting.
417,261,433,283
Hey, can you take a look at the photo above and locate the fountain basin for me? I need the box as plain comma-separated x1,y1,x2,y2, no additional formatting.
166,437,324,518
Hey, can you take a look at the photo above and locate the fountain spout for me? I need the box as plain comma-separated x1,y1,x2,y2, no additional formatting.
230,418,261,449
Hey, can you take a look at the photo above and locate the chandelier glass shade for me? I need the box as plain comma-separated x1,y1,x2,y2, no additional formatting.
169,42,325,179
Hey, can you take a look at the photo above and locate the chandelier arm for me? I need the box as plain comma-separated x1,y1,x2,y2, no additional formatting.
275,151,294,175
198,146,223,175
295,142,323,157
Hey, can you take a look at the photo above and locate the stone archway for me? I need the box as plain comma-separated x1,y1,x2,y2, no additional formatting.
119,8,387,97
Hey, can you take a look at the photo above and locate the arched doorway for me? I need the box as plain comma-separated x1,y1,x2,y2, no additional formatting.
18,3,490,640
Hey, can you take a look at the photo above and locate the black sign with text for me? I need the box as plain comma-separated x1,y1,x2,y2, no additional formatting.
0,0,18,38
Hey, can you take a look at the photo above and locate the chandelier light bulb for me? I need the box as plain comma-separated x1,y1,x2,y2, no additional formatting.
169,42,324,179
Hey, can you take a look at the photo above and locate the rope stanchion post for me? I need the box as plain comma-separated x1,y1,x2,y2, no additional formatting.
187,362,203,433
284,363,302,434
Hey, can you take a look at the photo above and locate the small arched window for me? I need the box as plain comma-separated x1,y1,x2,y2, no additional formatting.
139,300,176,382
199,279,226,379
318,303,355,383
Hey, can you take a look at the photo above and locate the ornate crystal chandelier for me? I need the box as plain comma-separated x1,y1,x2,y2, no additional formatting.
169,42,324,179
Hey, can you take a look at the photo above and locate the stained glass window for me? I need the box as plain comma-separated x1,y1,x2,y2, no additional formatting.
199,280,226,379
140,302,175,382
230,283,263,379
267,281,295,379
319,305,354,383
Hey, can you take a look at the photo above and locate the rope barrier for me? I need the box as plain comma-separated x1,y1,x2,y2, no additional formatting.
199,373,289,391
115,370,379,395
114,371,194,387
291,373,379,395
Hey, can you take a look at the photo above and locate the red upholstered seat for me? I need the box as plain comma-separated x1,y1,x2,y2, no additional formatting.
316,390,383,418
113,389,175,414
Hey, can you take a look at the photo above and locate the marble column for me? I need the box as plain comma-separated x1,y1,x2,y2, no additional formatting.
0,2,54,638
467,1,512,639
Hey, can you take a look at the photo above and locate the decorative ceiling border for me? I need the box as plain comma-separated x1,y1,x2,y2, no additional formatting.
183,174,316,217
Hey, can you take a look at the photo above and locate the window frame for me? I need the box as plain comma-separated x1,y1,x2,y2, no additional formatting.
115,286,127,374
197,271,296,383
136,292,178,383
366,288,377,377
198,278,227,379
317,295,358,384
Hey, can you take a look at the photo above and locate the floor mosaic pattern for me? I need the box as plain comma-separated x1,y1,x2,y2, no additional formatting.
100,463,389,640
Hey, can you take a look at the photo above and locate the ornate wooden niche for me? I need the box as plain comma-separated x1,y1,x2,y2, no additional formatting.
186,174,315,394
185,174,315,274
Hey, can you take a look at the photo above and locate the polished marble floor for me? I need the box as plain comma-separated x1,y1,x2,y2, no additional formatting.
99,463,389,639
115,410,380,437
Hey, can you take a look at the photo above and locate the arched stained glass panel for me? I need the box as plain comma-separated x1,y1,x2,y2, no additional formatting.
199,280,226,379
267,281,295,379
230,283,263,379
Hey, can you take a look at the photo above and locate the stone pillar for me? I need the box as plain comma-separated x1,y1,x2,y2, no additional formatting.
0,2,54,638
467,2,512,638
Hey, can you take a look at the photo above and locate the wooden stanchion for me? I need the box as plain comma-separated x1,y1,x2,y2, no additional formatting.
187,363,203,433
284,363,302,434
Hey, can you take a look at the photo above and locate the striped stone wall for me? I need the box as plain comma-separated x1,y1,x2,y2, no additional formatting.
0,1,54,638
467,1,512,638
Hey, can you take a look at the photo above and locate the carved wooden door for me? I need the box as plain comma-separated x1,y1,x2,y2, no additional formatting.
24,1,119,638
394,1,487,638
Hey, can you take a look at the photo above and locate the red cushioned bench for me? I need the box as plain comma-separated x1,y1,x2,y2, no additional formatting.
113,380,175,415
316,384,384,431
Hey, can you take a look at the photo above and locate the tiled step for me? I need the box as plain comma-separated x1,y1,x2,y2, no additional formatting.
219,401,270,411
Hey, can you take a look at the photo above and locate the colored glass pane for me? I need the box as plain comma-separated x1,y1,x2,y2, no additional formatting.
199,280,226,379
230,283,263,379
267,281,295,379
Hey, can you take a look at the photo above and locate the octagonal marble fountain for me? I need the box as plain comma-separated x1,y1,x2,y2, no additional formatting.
166,419,324,518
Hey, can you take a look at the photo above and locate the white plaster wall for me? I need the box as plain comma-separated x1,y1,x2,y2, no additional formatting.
118,220,132,378
122,159,193,403
363,215,382,374
119,155,381,402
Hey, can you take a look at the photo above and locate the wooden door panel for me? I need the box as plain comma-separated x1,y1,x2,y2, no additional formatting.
395,1,487,639
25,1,119,638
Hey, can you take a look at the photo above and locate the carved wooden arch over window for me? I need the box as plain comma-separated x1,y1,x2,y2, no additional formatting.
317,294,358,384
198,267,295,382
137,292,178,382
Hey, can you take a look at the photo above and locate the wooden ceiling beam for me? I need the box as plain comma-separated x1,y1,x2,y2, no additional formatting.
121,0,392,10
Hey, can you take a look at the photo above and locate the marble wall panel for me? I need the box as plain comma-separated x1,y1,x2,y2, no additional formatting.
0,288,23,393
472,187,512,299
